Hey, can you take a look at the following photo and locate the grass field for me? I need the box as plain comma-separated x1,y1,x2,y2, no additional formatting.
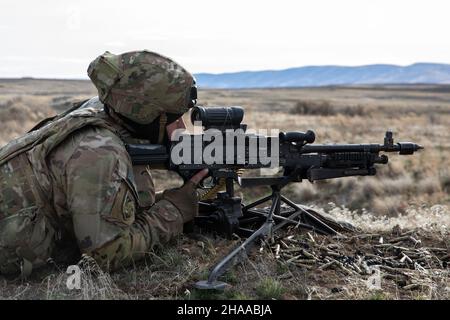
0,79,448,299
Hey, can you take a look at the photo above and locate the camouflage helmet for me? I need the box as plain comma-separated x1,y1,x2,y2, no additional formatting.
87,50,195,125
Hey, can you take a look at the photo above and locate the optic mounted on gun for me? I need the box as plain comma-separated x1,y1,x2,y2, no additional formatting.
191,106,246,130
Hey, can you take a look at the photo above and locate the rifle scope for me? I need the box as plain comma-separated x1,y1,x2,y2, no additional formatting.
191,106,244,129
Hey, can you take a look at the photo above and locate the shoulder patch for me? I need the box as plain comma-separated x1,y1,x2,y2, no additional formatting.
122,191,136,221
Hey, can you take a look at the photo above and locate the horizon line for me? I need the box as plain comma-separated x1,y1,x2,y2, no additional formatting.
195,62,450,76
1,61,450,80
1,77,449,91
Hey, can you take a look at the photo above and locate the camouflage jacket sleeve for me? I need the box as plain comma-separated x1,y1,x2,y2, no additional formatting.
49,127,184,270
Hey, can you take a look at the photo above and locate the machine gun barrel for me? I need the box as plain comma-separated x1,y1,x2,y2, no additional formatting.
300,142,423,155
299,131,422,155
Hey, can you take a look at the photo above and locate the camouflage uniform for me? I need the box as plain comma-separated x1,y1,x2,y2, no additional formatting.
0,51,197,276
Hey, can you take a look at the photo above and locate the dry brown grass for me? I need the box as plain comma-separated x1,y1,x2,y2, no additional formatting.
1,214,446,300
0,79,96,146
0,80,448,300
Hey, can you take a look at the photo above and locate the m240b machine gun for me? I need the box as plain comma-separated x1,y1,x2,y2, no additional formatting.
126,106,423,290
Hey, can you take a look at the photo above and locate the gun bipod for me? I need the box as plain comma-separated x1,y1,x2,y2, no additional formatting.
194,184,339,290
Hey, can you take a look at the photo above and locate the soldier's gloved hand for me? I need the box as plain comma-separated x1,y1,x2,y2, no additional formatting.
162,169,209,223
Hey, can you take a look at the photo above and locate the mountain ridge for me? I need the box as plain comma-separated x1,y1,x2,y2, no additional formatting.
194,63,450,89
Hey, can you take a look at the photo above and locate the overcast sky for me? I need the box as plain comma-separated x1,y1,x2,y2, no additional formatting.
1,0,450,78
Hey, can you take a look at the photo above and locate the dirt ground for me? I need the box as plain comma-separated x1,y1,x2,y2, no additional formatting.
0,79,448,300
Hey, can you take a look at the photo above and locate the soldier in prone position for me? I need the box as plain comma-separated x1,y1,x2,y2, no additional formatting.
0,50,207,276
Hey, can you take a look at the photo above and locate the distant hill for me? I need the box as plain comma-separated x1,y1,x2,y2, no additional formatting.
195,63,450,89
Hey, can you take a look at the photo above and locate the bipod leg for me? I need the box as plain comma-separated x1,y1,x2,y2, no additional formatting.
242,194,273,211
195,189,280,290
280,195,339,235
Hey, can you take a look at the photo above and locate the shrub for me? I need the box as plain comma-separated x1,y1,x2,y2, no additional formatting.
255,278,286,300
291,100,365,117
439,170,450,193
291,100,335,116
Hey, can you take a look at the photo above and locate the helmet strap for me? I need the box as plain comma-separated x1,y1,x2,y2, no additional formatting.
157,113,168,144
